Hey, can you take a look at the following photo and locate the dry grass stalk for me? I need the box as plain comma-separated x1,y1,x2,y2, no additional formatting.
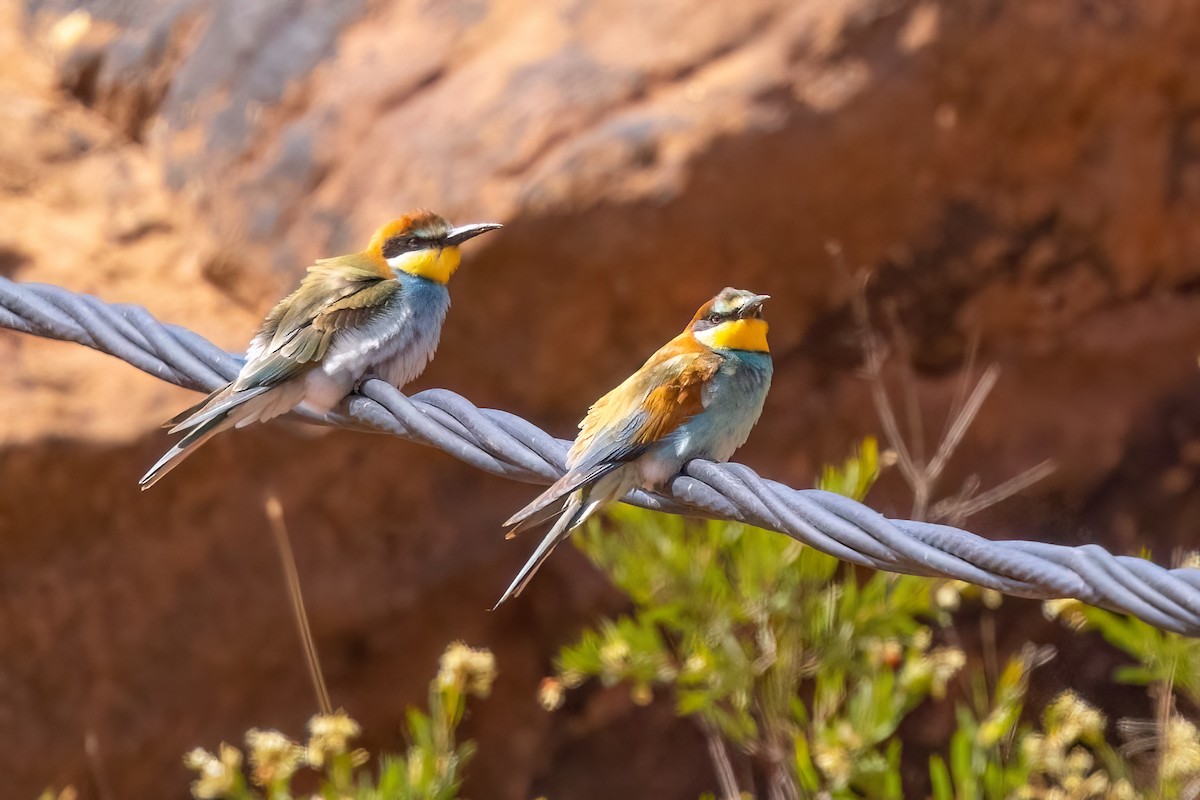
265,494,333,716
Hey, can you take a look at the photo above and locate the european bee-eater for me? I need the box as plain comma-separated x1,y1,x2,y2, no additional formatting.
140,210,501,488
495,287,773,606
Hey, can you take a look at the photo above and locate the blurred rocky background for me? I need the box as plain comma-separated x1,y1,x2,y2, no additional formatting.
3,0,1200,796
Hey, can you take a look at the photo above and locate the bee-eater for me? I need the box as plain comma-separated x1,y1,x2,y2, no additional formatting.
140,210,501,488
495,287,773,606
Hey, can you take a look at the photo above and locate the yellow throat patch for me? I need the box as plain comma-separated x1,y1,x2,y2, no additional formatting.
387,246,462,284
698,318,770,352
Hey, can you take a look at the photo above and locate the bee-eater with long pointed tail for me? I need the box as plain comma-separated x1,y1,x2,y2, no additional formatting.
495,287,773,606
140,210,501,488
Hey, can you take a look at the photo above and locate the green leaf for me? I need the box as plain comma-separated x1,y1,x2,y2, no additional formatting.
928,754,953,800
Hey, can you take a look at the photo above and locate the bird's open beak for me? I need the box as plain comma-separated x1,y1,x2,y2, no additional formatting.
740,294,770,317
445,222,503,246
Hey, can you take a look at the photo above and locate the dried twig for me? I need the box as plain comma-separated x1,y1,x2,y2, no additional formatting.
828,240,1053,523
943,330,983,447
933,459,1058,526
766,761,800,800
884,301,926,467
1156,665,1177,793
928,366,999,485
829,242,920,492
700,721,742,800
265,494,333,716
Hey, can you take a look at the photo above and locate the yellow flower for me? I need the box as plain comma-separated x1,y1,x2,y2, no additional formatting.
1042,599,1090,632
1161,716,1200,783
183,744,242,799
1044,691,1105,744
1063,745,1094,776
812,741,852,785
306,711,361,768
866,638,903,669
438,642,498,698
981,588,1004,609
599,638,632,673
683,653,708,676
538,677,565,711
928,647,966,699
245,728,303,787
935,581,965,611
1110,778,1139,800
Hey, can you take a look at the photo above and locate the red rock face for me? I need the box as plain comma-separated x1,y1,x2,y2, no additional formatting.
6,0,1200,797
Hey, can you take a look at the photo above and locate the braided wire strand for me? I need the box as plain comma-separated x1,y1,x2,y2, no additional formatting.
3,276,1199,634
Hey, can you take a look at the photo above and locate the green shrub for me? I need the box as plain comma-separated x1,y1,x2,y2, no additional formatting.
181,642,495,800
546,440,973,796
146,441,1200,800
543,441,1200,798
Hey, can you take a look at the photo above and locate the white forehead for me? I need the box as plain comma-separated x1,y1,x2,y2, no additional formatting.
412,218,451,238
711,288,755,314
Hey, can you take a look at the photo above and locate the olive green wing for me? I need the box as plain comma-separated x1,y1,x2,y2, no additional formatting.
234,277,401,390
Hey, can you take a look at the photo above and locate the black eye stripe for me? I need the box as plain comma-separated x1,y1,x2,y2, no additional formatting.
382,229,452,259
382,236,412,259
383,235,438,259
694,314,731,331
694,307,761,329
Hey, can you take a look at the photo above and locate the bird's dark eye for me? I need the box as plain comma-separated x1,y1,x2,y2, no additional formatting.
382,235,419,259
708,314,721,323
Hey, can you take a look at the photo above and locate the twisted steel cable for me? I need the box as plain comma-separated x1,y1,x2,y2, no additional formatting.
3,276,1200,634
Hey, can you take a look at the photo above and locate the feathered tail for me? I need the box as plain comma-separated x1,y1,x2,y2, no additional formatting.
503,462,619,536
139,413,238,489
493,466,633,608
139,382,298,489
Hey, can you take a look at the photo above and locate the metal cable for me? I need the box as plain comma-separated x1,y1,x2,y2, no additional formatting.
3,276,1199,634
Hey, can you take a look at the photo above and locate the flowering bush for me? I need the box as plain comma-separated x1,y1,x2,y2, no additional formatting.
180,642,495,800
37,442,1200,800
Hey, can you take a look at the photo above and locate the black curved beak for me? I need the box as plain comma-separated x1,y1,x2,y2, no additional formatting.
445,222,503,246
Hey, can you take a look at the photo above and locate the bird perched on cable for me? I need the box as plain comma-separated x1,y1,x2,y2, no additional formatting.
494,287,773,607
140,210,501,488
